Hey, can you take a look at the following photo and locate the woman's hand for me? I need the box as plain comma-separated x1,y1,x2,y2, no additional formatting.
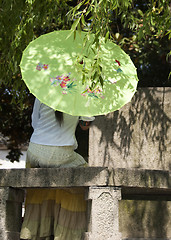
79,120,92,131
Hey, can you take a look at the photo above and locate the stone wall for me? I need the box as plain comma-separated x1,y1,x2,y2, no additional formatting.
89,87,171,171
119,199,171,239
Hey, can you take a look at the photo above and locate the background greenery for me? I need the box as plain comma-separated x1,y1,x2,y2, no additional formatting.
0,0,170,161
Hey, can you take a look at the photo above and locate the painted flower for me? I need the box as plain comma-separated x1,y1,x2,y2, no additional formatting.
36,63,48,71
50,72,76,94
56,76,63,81
36,65,42,71
43,64,49,70
63,76,70,82
60,81,67,88
82,86,103,99
116,68,123,73
87,88,92,93
94,88,102,94
115,59,121,66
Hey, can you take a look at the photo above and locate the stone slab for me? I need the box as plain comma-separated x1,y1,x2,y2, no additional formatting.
108,168,171,190
0,168,170,191
0,167,108,188
122,239,171,240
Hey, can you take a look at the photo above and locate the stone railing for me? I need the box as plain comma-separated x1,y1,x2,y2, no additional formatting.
0,167,170,240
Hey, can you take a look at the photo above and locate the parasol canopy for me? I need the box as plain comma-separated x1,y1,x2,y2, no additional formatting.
20,30,138,116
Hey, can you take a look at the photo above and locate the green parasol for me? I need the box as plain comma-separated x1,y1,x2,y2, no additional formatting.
20,30,138,116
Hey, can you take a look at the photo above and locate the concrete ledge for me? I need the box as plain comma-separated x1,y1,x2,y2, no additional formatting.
109,168,171,189
0,168,170,192
0,167,108,188
123,239,171,240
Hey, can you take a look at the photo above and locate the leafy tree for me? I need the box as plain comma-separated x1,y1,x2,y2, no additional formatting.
0,0,170,161
0,0,73,161
68,0,171,87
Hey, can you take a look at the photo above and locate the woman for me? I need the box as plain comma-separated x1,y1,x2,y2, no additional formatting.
20,98,95,240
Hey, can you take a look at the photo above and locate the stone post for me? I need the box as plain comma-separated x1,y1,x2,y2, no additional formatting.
84,187,122,240
0,187,24,240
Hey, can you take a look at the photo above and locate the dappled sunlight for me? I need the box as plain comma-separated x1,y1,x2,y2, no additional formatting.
89,87,171,170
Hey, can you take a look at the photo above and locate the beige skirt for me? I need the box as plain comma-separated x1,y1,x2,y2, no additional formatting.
20,142,87,240
25,142,87,168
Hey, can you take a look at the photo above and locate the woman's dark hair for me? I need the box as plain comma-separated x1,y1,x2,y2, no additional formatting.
55,111,63,125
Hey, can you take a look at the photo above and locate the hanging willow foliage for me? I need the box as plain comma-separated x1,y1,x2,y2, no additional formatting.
67,0,171,88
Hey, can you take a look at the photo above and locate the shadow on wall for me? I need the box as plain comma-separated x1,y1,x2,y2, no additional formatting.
119,199,171,238
89,87,171,170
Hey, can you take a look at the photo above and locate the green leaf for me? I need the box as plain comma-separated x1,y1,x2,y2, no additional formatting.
98,64,103,72
26,0,33,4
93,71,98,80
81,14,86,26
77,22,81,35
105,31,110,42
74,30,76,39
138,27,144,40
138,9,144,17
82,73,86,84
99,75,104,87
71,18,80,31
168,72,171,80
67,17,81,39
76,1,85,10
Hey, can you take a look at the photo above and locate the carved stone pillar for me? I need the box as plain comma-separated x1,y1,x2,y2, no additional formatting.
85,187,122,240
